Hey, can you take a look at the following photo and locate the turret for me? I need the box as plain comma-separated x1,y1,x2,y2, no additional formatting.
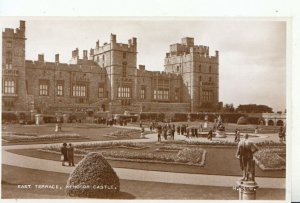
55,54,59,63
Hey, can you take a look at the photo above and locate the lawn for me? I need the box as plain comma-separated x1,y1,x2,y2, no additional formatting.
8,142,285,178
2,124,144,145
1,164,285,200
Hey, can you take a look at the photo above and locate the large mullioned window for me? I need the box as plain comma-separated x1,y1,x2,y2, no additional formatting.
3,80,15,94
72,85,86,97
118,86,131,98
153,89,169,100
140,86,146,100
202,90,213,102
57,83,63,96
39,80,49,96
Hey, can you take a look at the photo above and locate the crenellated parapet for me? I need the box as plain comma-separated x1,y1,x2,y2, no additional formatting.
93,34,137,56
25,59,105,74
2,20,26,39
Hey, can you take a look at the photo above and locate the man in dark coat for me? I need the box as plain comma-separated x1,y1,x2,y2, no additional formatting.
157,124,162,142
67,143,75,166
207,129,213,141
60,143,68,166
236,134,258,181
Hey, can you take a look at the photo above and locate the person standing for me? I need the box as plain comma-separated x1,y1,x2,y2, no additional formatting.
207,129,213,141
234,128,240,142
157,124,162,142
171,125,175,140
235,134,258,181
150,122,153,133
67,143,75,167
60,143,68,166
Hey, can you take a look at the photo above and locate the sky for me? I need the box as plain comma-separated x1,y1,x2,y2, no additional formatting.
1,17,286,112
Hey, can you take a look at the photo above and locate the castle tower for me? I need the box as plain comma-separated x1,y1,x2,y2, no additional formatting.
2,20,28,111
164,37,219,112
91,34,138,113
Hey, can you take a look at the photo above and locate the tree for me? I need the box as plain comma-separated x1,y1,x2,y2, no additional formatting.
223,103,235,112
236,104,273,113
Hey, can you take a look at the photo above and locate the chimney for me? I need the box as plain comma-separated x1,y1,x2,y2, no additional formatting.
20,20,26,31
55,54,59,63
83,50,88,60
215,50,219,58
90,48,94,56
139,65,145,71
110,34,116,42
96,40,99,48
38,54,44,62
72,48,79,59
128,39,132,45
132,37,137,45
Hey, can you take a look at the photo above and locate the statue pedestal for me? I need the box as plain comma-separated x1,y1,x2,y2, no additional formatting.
235,180,259,200
215,130,227,138
55,123,62,132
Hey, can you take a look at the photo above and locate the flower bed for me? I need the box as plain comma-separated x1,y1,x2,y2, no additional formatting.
2,133,81,142
43,141,145,152
42,141,206,166
254,147,286,170
104,129,142,138
2,132,37,137
160,139,285,147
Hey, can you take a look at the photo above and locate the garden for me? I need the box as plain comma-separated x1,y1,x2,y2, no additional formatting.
40,141,207,167
2,124,145,144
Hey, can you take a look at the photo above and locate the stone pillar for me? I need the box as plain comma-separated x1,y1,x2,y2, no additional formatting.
55,123,62,132
235,181,259,200
35,114,44,125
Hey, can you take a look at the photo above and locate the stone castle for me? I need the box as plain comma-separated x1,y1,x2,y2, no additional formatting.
2,20,219,115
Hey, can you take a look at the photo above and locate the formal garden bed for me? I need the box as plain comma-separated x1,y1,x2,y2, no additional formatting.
103,129,147,139
254,147,286,171
40,141,206,166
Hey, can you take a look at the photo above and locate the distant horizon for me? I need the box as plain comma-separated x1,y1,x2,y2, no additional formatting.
1,17,286,112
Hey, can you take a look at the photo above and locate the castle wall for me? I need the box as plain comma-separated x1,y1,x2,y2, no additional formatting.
2,21,220,116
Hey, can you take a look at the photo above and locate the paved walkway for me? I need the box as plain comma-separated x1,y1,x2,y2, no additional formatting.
2,125,285,189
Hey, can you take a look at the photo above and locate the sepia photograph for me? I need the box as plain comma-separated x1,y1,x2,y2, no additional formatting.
1,17,288,200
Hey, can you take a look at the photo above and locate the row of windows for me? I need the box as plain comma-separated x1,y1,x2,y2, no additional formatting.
37,82,105,98
175,65,213,73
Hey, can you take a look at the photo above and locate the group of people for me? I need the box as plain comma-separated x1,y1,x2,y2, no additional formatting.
60,143,75,167
156,123,176,142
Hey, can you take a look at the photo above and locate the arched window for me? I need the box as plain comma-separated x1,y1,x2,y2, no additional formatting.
209,66,212,73
199,65,201,72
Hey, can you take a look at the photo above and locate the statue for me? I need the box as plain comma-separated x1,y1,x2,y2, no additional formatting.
235,134,258,181
215,115,226,138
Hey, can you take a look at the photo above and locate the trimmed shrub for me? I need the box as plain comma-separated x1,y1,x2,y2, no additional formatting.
237,116,249,125
66,152,120,198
